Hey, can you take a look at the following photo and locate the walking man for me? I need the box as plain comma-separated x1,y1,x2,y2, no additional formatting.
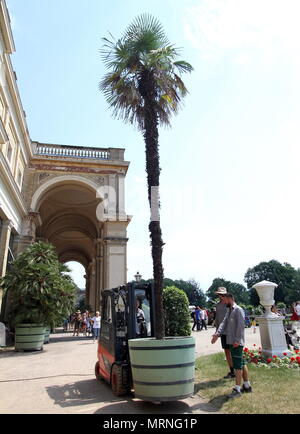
195,306,201,331
200,307,207,330
214,287,235,379
211,293,252,398
92,311,101,343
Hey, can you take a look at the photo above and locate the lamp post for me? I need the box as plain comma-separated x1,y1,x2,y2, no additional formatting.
134,271,142,283
252,280,291,358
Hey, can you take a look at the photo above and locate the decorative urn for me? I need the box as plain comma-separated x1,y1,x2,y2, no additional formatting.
252,280,277,317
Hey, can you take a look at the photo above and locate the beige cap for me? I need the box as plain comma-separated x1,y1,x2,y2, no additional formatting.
215,287,227,295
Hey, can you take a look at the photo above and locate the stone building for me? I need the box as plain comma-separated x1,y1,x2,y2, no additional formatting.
0,0,131,313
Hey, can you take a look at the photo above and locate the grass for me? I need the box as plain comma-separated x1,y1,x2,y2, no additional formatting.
195,352,300,414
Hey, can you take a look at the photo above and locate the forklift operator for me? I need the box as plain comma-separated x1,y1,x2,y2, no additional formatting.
136,299,146,337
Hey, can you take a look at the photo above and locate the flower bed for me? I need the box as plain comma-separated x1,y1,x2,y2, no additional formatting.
243,344,300,369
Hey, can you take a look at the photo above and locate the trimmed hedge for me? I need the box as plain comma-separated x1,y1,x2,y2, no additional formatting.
163,286,191,336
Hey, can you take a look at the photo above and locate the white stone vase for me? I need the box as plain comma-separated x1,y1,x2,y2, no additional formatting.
252,280,277,317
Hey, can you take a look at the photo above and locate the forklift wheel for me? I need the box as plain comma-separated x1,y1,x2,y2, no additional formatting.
111,364,129,396
94,361,103,381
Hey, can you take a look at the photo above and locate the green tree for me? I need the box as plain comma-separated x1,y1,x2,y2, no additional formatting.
0,241,77,328
206,277,250,305
141,277,206,307
244,260,298,306
100,14,192,339
163,286,191,336
171,279,206,307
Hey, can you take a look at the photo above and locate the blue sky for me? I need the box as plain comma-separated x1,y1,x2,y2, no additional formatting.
7,0,300,291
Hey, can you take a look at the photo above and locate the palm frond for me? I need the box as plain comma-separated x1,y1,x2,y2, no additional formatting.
99,13,192,128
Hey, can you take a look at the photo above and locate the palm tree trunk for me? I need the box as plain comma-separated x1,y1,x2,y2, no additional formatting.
139,70,165,339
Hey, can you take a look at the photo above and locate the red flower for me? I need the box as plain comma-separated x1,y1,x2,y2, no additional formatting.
244,348,249,352
273,355,277,358
290,357,295,362
295,349,299,354
283,352,287,356
253,344,256,347
267,358,272,363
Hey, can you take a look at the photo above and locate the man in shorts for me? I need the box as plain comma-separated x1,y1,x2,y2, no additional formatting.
211,293,252,399
214,287,235,379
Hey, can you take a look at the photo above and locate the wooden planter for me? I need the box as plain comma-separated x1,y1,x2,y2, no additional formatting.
128,336,195,401
15,324,46,351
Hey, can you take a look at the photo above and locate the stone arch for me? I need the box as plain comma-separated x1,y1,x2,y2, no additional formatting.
30,175,103,212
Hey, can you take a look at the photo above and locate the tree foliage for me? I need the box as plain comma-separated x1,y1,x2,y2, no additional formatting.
244,260,299,305
206,277,250,306
0,241,77,327
163,286,191,336
140,277,206,307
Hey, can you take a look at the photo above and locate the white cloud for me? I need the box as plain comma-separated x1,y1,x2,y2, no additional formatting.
183,0,300,65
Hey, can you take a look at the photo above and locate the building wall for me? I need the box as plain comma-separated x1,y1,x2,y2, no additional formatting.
0,0,32,312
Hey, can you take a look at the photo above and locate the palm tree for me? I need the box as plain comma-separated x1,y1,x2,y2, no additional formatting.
100,14,193,339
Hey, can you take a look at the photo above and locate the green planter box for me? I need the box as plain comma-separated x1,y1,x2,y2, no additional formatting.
44,326,51,344
15,324,46,351
128,336,195,402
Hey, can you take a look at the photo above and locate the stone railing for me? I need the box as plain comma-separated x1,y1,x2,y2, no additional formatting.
31,143,126,161
32,143,111,160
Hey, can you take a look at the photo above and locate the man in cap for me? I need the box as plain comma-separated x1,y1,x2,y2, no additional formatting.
214,287,235,379
211,293,252,398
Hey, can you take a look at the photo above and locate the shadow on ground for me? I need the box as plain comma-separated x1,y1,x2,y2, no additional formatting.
194,379,229,412
49,334,93,343
46,378,220,414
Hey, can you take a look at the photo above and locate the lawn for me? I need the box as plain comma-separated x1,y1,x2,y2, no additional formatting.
194,352,300,414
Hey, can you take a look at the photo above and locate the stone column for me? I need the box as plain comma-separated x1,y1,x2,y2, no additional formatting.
102,220,129,290
94,238,103,313
87,260,96,312
253,280,291,358
0,220,14,277
16,212,41,254
117,174,127,221
0,220,13,313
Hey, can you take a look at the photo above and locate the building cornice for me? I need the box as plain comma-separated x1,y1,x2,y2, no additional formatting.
3,54,32,162
0,0,15,54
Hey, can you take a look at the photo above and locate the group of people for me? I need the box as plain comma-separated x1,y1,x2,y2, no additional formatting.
64,310,101,342
191,306,209,331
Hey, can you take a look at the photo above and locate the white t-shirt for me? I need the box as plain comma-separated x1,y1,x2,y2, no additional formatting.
136,308,145,334
200,310,207,320
295,305,300,316
92,316,101,329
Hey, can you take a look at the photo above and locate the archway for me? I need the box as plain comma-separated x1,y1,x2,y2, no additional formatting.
33,179,103,310
65,260,88,309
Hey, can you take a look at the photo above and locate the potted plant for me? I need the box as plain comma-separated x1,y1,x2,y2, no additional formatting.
100,14,194,401
0,241,77,351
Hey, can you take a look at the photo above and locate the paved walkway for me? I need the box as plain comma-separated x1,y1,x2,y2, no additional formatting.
0,326,261,414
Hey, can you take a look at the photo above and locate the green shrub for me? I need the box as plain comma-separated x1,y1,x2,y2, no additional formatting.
163,286,191,336
0,241,77,328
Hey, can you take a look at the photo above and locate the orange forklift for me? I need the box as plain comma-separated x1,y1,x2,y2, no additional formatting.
94,282,155,395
